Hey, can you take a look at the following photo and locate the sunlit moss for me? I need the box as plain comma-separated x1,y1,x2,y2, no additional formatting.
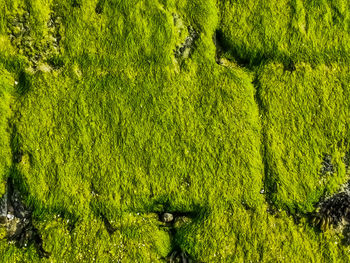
0,0,350,262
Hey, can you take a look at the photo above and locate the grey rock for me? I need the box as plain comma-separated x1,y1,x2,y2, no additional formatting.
161,212,174,223
0,178,50,257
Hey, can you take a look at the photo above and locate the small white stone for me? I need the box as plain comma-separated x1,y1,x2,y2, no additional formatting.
14,81,18,85
6,213,14,220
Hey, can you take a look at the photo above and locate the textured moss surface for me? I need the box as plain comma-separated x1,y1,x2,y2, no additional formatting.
0,0,350,262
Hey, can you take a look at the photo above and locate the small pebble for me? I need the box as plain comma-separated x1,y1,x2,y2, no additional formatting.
7,213,14,220
161,212,174,223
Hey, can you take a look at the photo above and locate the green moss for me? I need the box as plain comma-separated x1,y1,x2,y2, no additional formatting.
218,0,350,66
258,62,350,212
0,67,14,195
0,0,350,262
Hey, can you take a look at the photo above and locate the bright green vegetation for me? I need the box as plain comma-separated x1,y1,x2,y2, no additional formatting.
218,0,350,66
0,0,350,262
258,63,350,213
0,67,13,196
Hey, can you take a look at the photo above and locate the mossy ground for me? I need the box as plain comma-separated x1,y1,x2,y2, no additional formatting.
0,0,350,262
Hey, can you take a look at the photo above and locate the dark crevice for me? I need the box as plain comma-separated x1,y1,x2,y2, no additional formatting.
156,207,206,263
283,59,296,73
252,73,278,214
168,249,195,263
330,3,345,25
214,29,297,71
0,177,50,258
212,30,222,65
214,29,251,68
13,150,23,164
10,122,24,167
16,70,31,96
95,0,105,14
100,213,117,235
240,200,256,213
160,214,195,263
46,56,64,70
71,0,81,8
214,29,270,70
89,191,117,236
150,200,207,261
